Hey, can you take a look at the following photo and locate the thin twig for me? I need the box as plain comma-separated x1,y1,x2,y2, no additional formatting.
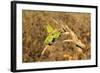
41,45,49,55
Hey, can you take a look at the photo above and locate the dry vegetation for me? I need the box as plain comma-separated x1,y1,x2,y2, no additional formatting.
22,10,91,62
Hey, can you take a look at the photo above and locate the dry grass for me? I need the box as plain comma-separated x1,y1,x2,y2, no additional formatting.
22,10,91,62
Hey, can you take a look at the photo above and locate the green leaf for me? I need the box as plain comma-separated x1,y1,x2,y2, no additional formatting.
44,35,53,45
44,24,61,45
52,31,61,39
46,24,54,33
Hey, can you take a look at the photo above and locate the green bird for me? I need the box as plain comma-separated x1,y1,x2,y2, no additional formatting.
44,24,61,45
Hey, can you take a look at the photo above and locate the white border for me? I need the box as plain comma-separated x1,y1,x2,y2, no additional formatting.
16,3,96,70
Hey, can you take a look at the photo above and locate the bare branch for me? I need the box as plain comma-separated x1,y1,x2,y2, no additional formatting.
51,18,85,49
